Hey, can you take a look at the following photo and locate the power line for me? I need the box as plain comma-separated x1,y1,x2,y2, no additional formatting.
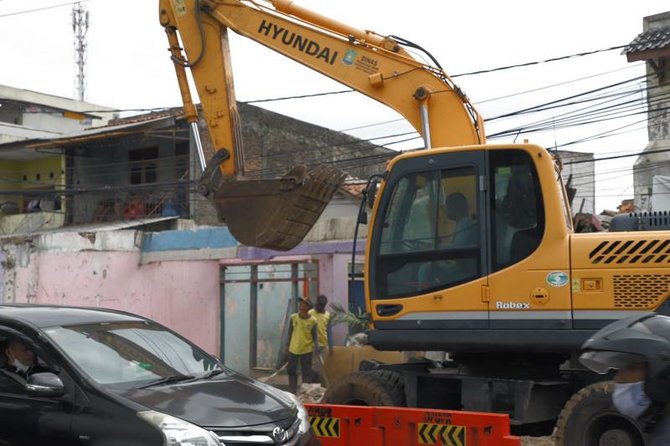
486,74,647,122
0,0,91,18
245,75,660,172
2,47,661,185
246,89,352,104
476,63,644,105
239,44,632,105
451,45,627,78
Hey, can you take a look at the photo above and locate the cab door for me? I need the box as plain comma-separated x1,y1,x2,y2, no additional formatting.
369,149,489,329
486,148,572,330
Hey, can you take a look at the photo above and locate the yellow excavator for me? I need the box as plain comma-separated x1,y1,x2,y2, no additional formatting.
160,1,668,444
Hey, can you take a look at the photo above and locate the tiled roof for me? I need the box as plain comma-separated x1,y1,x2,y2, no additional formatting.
340,182,367,198
623,26,670,55
107,108,182,127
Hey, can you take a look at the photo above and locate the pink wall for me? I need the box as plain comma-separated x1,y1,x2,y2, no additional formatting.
13,251,221,355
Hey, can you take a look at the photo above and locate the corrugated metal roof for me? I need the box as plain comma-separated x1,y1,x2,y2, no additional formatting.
24,115,178,149
623,26,670,56
0,216,179,240
0,114,180,152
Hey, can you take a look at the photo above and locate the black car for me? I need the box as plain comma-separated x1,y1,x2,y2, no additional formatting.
0,304,318,446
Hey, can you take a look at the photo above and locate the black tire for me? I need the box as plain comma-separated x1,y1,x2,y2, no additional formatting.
321,370,405,406
368,370,406,406
554,381,644,446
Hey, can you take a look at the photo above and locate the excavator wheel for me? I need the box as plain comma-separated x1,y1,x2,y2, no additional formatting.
321,370,405,407
554,381,644,446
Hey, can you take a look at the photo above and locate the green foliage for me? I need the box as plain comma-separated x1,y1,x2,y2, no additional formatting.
329,303,369,330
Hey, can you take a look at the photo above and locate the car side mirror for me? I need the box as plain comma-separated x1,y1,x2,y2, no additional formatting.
26,372,65,397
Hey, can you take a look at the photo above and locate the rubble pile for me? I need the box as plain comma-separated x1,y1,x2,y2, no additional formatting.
297,383,326,403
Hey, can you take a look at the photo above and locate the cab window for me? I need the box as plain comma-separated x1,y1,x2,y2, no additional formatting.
375,166,481,298
490,150,545,270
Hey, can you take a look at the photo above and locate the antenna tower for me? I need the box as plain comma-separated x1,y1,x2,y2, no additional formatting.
72,2,89,102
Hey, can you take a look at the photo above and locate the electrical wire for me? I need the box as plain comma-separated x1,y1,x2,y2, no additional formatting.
451,45,627,78
2,47,662,189
0,0,91,18
246,89,353,104
475,63,645,105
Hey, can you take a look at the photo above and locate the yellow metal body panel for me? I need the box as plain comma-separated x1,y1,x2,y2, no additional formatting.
371,277,490,322
571,232,670,312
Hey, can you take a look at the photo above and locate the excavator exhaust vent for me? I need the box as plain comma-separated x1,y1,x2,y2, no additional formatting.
613,274,670,308
588,239,670,265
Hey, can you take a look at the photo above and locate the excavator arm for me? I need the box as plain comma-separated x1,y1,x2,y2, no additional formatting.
158,0,486,250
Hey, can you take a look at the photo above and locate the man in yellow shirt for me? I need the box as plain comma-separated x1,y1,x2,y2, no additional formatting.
285,298,318,394
308,295,333,385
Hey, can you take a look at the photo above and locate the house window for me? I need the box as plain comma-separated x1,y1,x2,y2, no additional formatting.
129,147,158,184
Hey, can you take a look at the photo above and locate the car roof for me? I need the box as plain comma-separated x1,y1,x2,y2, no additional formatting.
0,304,145,329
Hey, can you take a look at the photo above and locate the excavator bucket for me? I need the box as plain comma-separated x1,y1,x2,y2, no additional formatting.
199,162,346,251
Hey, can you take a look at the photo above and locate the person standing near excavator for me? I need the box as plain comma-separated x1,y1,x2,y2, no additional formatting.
309,294,333,384
580,313,670,445
285,298,318,395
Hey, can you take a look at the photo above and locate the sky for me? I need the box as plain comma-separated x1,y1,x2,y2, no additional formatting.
1,0,669,212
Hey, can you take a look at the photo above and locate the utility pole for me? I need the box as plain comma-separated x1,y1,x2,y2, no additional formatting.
72,2,89,102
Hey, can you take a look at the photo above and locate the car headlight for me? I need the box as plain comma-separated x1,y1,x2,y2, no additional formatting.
138,410,222,446
286,392,311,434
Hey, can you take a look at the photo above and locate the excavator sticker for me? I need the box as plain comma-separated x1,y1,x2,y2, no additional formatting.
170,0,186,17
546,271,569,287
356,55,380,74
342,49,356,66
571,278,581,293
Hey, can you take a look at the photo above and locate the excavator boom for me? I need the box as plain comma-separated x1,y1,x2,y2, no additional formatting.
159,0,485,250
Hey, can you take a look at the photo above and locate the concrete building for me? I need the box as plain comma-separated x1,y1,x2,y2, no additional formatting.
0,89,389,374
0,85,118,231
623,12,670,210
559,150,596,215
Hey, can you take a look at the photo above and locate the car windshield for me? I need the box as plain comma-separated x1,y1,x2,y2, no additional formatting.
43,320,225,386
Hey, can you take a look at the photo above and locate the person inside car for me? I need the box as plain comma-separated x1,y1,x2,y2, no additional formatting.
3,339,48,379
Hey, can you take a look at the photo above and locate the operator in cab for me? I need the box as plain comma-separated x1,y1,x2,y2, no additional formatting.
579,313,670,446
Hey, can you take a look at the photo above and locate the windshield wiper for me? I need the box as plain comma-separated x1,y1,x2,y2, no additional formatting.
136,374,195,389
197,368,225,380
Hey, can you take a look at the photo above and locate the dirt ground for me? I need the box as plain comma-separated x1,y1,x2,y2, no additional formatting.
521,437,555,446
